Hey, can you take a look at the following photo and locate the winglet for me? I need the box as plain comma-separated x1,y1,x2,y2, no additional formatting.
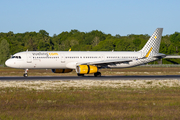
69,48,71,51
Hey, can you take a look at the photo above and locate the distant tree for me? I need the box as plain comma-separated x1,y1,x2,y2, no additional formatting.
1,29,180,64
159,42,168,54
170,32,180,53
133,39,141,50
115,34,121,38
39,30,49,36
170,32,180,43
37,40,50,51
92,36,100,47
168,44,176,54
92,39,114,51
70,29,80,35
7,31,14,37
133,39,141,46
0,39,10,66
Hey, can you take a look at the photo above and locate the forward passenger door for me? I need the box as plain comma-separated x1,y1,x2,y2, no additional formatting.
27,53,32,63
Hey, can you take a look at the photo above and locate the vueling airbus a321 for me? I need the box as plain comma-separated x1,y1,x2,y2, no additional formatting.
5,28,166,77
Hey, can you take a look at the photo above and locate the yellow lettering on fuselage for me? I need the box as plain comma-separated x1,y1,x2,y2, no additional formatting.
48,53,58,56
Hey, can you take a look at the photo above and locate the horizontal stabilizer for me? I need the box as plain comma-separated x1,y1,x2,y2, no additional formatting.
164,55,180,59
153,53,166,58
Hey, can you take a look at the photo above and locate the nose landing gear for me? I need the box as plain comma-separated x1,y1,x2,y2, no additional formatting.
23,69,28,77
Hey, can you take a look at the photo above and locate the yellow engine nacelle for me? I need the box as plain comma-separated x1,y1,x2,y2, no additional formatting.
52,69,73,73
76,65,98,74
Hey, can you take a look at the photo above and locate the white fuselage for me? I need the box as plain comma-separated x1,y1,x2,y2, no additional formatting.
5,51,158,69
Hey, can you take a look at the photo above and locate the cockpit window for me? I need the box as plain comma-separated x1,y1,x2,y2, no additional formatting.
11,56,21,59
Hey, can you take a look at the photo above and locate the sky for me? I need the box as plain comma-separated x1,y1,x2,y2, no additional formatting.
0,0,180,36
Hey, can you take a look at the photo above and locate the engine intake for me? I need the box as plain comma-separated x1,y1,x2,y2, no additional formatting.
76,65,98,74
52,69,73,73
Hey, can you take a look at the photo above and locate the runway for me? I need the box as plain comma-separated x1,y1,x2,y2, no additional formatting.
0,75,180,81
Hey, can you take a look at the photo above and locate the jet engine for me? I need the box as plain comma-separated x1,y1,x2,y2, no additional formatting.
76,65,98,74
51,69,73,73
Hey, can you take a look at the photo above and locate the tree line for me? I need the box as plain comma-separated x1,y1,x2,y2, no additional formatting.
0,29,180,66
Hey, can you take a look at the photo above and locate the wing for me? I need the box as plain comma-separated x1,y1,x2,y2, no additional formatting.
78,59,132,66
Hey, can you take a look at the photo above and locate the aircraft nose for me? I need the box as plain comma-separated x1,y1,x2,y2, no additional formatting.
5,59,11,67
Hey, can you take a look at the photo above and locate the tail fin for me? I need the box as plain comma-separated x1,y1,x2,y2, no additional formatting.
140,28,163,57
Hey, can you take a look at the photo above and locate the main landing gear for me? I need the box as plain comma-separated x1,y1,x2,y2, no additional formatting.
77,72,101,77
77,74,84,77
23,69,28,77
94,72,101,77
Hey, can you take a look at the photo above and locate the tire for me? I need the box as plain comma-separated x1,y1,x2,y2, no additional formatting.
94,72,101,77
77,74,84,77
23,73,28,77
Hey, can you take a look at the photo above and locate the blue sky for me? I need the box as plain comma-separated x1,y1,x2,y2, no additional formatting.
0,0,180,36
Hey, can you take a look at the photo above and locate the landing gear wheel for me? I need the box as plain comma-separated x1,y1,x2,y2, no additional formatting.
77,74,84,77
23,73,28,77
94,72,101,77
24,69,28,77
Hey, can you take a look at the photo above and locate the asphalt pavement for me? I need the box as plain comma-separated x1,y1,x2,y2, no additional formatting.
0,75,180,81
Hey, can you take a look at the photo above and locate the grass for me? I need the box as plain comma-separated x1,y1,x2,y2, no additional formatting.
1,66,180,76
1,66,180,119
0,87,180,119
0,80,180,119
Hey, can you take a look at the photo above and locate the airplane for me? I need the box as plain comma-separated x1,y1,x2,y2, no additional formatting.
5,28,167,77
